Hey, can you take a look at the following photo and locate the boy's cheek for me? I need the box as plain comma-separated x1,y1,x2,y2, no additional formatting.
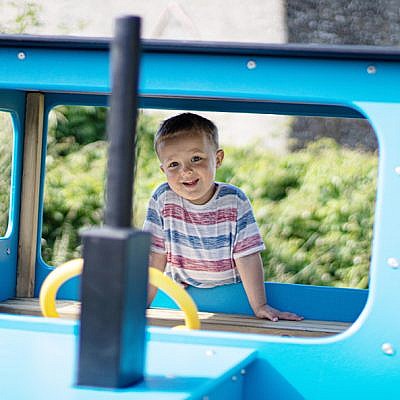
164,172,176,183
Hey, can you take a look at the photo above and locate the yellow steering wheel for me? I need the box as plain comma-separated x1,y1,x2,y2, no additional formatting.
39,258,201,330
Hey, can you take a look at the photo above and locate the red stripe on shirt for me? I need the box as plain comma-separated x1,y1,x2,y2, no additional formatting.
234,234,263,254
168,254,234,272
151,235,165,250
163,204,237,225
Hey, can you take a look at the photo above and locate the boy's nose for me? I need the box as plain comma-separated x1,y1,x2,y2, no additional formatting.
181,164,193,175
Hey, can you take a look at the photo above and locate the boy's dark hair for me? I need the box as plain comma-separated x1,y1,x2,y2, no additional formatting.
154,112,219,154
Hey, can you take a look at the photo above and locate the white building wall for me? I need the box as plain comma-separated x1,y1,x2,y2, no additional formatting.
23,0,286,43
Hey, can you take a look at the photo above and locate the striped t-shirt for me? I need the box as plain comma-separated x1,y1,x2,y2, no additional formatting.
143,182,265,288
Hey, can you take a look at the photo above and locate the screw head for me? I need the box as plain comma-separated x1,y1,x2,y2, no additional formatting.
247,60,256,70
240,368,246,375
367,65,376,74
232,375,238,381
382,342,395,356
387,257,400,268
5,248,10,255
205,349,216,357
17,52,26,60
395,166,400,175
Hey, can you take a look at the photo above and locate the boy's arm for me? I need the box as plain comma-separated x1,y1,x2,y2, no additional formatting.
235,252,303,321
147,251,167,307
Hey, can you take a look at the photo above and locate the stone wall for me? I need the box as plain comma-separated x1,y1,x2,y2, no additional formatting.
286,0,400,46
285,0,400,151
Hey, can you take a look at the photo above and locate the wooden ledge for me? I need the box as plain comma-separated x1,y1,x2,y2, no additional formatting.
0,298,351,338
147,308,350,337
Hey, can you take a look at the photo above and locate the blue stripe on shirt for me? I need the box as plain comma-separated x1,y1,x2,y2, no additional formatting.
166,229,232,249
152,182,170,200
217,184,247,201
146,208,162,226
237,210,256,231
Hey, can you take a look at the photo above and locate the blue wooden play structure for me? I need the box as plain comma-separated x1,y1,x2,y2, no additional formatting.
0,15,399,399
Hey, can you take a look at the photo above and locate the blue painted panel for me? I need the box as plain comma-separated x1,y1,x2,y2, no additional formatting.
0,47,109,93
206,371,245,400
145,323,400,399
0,90,25,300
0,45,396,112
152,281,367,323
0,315,256,400
0,312,77,334
141,53,398,105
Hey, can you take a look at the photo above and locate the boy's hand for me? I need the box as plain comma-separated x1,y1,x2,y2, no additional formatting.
255,304,304,322
235,254,304,322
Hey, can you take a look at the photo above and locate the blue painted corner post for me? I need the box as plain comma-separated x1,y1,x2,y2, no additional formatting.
77,16,151,388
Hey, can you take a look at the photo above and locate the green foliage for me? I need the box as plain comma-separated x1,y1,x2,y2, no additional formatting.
43,107,162,264
133,112,164,224
0,113,13,236
43,106,108,263
217,139,377,289
43,106,377,289
42,141,107,264
47,106,107,157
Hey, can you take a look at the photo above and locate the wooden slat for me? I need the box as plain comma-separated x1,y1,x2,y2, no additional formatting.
0,297,80,317
16,93,45,297
146,308,350,334
0,298,351,338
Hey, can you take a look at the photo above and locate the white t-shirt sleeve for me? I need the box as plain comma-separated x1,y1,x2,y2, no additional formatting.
233,194,265,259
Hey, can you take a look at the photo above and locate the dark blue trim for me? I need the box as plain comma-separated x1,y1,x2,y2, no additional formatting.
1,34,400,61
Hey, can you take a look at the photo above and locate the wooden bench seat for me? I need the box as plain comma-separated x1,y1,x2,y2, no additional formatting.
0,297,351,338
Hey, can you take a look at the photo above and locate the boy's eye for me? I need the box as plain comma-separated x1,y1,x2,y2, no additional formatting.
191,156,202,162
168,161,179,168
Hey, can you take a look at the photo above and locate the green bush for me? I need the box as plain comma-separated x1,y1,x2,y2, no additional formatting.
43,107,377,289
43,108,162,264
217,140,377,288
0,113,13,236
42,141,107,264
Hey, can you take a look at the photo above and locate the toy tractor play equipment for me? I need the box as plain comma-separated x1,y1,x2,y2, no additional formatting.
0,15,399,400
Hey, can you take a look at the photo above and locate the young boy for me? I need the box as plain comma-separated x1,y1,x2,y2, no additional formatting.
143,112,302,322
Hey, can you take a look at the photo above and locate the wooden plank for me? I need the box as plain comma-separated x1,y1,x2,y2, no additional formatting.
146,308,350,334
0,298,351,337
16,93,45,297
0,297,80,317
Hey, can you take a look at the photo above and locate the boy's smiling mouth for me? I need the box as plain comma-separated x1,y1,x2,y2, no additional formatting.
182,179,199,186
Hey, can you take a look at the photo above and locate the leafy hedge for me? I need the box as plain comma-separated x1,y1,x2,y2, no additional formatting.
0,113,13,236
217,140,377,288
42,107,377,289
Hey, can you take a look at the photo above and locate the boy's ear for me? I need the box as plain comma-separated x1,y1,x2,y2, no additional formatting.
216,149,224,168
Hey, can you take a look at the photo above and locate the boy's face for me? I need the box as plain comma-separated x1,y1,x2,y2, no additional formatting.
157,131,224,205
